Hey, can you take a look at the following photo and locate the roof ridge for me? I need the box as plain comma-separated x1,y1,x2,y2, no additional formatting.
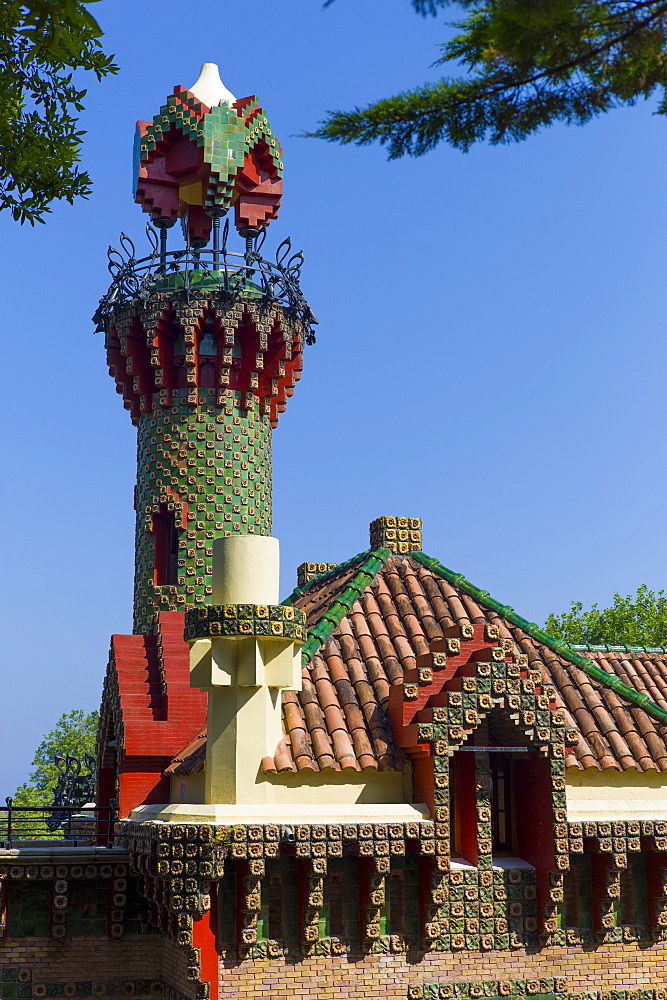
300,549,392,664
282,549,372,606
571,642,667,654
412,551,667,726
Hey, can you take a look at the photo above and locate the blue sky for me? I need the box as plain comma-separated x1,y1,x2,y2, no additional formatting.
1,0,666,795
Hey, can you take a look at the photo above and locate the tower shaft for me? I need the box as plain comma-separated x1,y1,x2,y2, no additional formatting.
105,286,305,633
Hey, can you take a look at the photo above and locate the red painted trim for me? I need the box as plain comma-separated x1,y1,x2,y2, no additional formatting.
193,906,218,1000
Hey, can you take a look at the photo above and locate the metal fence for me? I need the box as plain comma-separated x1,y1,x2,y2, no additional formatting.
0,798,117,849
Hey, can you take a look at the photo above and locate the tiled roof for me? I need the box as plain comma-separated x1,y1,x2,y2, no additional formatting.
272,553,667,775
167,553,667,779
164,731,207,775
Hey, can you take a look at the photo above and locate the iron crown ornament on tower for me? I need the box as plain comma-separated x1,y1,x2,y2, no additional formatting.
95,65,316,633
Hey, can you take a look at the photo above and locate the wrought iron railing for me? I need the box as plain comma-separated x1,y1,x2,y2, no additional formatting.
93,220,317,343
0,798,118,849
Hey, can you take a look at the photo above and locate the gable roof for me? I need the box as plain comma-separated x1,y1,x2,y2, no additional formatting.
272,551,667,774
168,551,667,780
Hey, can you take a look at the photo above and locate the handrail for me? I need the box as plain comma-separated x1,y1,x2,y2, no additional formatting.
0,798,118,849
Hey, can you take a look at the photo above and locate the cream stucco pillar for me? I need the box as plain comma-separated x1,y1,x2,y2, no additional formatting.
186,535,304,805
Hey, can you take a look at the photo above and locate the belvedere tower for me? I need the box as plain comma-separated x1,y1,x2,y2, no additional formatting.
94,64,315,633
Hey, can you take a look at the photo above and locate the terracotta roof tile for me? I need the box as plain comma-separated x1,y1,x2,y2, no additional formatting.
166,552,667,779
164,731,207,775
270,553,667,774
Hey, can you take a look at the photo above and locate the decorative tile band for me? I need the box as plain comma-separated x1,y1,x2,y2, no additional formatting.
184,604,305,641
0,968,168,1000
411,980,567,1000
410,986,665,1000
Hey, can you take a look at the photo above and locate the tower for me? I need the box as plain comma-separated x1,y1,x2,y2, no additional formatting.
94,64,315,633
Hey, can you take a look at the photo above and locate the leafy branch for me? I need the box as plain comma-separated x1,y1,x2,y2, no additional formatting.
311,0,667,156
0,1,118,224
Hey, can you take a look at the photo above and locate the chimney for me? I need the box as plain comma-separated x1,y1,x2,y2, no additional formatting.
185,535,304,804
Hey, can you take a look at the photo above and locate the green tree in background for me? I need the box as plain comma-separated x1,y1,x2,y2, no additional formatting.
12,709,99,808
312,0,667,157
0,1,117,224
545,584,667,646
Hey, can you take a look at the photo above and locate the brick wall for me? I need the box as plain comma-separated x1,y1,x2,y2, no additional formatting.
0,934,163,997
161,935,194,998
219,941,667,999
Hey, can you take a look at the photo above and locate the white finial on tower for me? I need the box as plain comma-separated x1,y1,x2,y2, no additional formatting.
190,63,236,108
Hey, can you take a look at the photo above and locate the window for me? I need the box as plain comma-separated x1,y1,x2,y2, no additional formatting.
490,754,514,853
257,858,297,942
124,879,157,936
382,856,420,937
563,854,593,928
619,855,649,926
449,750,477,861
217,862,237,944
6,883,51,937
67,879,108,935
198,320,218,388
198,322,217,356
322,857,359,939
153,508,179,586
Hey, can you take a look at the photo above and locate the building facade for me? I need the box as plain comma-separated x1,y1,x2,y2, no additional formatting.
3,63,667,1000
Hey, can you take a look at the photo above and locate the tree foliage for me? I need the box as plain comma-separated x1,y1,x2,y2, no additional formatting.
545,584,667,646
0,1,117,224
12,709,99,808
312,0,667,157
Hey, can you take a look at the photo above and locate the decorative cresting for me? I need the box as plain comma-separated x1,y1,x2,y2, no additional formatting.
389,621,579,951
186,535,304,804
106,282,308,633
370,515,422,554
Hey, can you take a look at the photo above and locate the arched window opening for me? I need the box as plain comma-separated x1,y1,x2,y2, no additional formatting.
153,507,179,586
450,709,551,865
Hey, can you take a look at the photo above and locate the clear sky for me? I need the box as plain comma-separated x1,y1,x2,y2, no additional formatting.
1,0,666,796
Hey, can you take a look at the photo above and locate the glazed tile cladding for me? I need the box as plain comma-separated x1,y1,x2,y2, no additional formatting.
370,516,422,555
106,291,308,633
133,392,271,633
184,604,305,642
0,862,130,942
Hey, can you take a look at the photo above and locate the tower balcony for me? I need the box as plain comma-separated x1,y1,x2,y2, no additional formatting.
93,221,317,344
